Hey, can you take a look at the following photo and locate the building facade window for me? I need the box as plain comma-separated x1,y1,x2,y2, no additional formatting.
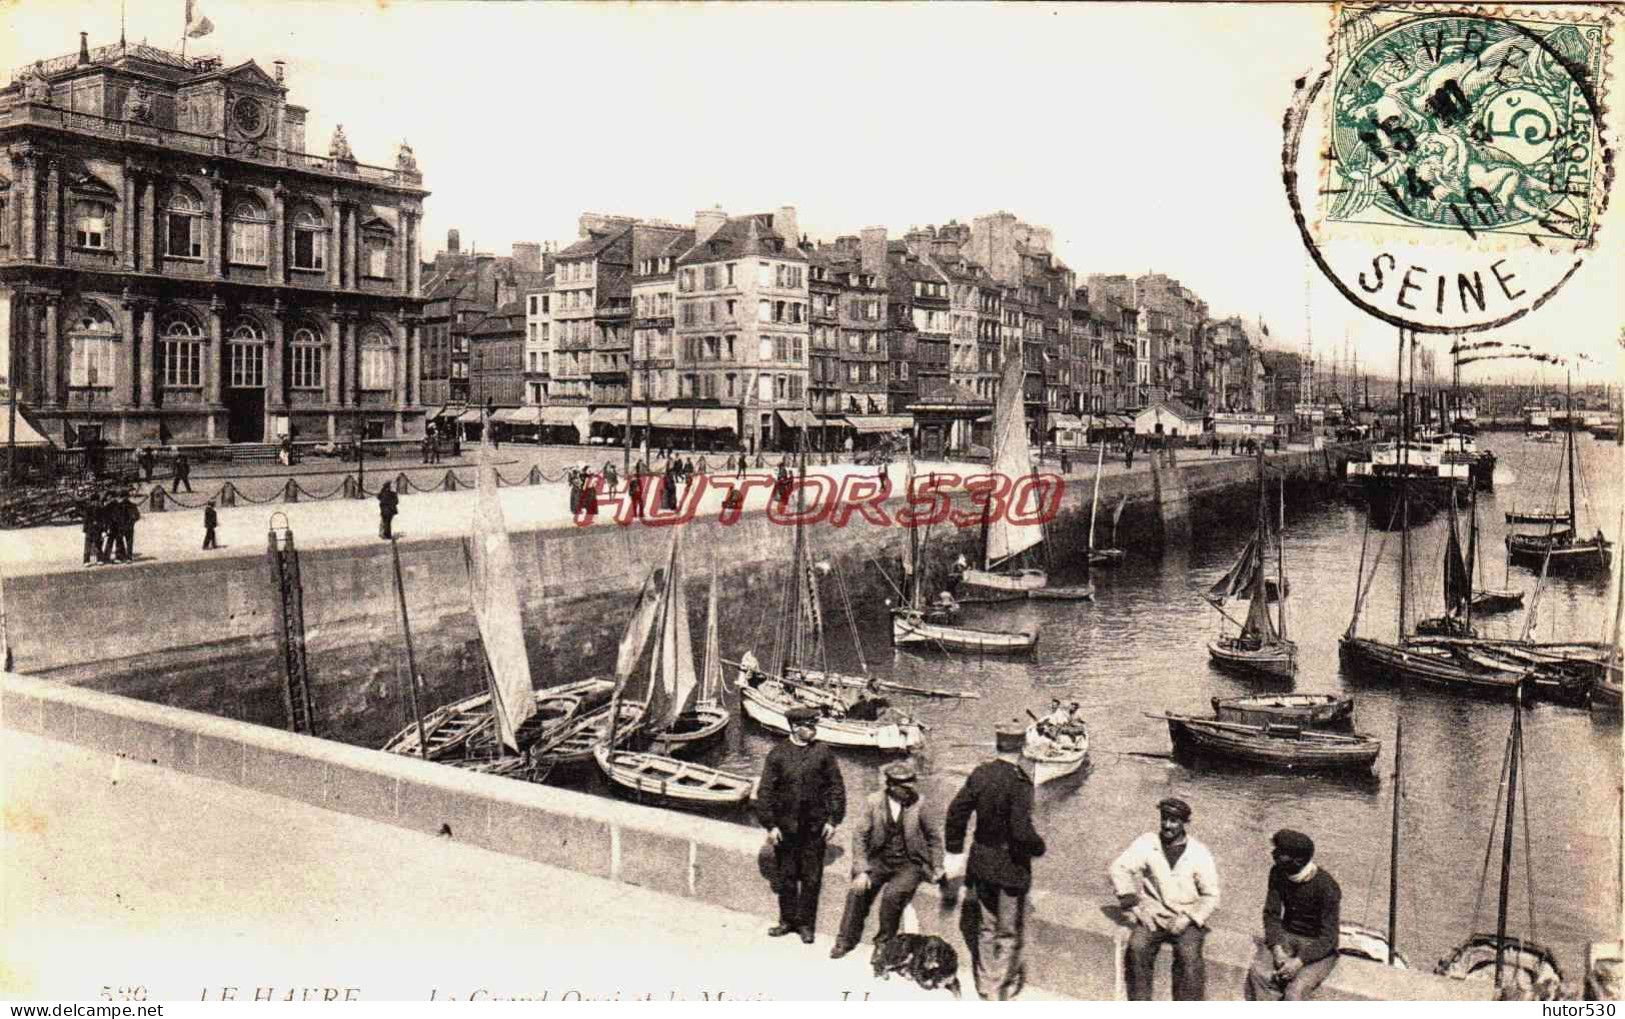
229,321,266,388
292,207,327,270
67,303,118,388
290,326,325,390
160,316,204,388
228,199,269,265
364,232,393,277
73,199,111,249
166,187,204,258
360,326,395,390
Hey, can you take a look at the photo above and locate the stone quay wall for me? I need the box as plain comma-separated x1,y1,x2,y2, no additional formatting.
0,670,1475,1000
4,447,1362,749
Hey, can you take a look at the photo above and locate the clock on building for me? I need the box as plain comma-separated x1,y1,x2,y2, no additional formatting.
232,95,266,137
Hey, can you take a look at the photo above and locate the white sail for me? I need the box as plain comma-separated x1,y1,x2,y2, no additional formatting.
700,562,722,705
615,571,664,685
466,431,537,753
646,528,699,730
987,349,1041,568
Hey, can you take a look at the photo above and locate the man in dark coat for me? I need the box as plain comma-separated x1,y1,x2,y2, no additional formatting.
116,491,139,562
137,446,155,482
1246,829,1341,1000
171,452,192,493
377,482,399,539
80,491,102,566
945,723,1047,1000
99,493,120,562
627,465,644,521
203,500,219,550
830,762,943,959
757,705,846,944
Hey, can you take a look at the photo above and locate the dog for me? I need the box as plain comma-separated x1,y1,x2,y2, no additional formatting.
870,934,962,999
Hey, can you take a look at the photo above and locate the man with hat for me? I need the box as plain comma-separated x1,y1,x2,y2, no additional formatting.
1109,796,1222,1000
944,721,1047,1000
829,762,943,960
1246,829,1341,1000
757,705,846,945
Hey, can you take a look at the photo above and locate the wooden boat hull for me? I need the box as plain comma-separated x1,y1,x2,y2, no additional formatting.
1590,666,1622,715
1470,588,1524,614
1028,582,1094,601
1212,694,1353,730
1338,636,1530,700
1436,934,1563,997
648,703,730,753
533,701,646,766
891,611,1038,655
1361,476,1449,529
1021,725,1087,785
739,681,923,751
1506,534,1613,576
381,676,615,760
958,567,1046,603
1504,511,1570,526
1165,716,1378,771
1166,715,1380,772
1339,922,1408,968
1207,637,1297,678
592,745,756,807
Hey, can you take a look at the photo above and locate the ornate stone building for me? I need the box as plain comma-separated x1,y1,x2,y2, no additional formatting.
0,36,427,446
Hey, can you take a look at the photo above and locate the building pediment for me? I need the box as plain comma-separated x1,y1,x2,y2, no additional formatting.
193,59,284,94
64,166,118,197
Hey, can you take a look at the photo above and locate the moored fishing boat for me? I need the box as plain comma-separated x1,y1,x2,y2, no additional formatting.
647,556,731,754
739,676,923,751
1206,448,1296,678
891,609,1038,655
591,747,756,807
384,678,612,760
1211,693,1353,730
1470,588,1524,615
1021,723,1088,785
1504,508,1570,526
1506,380,1613,579
1156,712,1380,773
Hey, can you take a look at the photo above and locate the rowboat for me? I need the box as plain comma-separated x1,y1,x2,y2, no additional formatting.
958,567,1045,603
1211,693,1353,730
890,609,1038,655
533,700,646,767
1504,509,1570,526
1339,922,1408,968
1021,723,1088,785
1470,588,1524,615
1156,713,1381,772
739,677,923,751
1207,635,1298,677
650,703,731,753
1027,582,1095,601
387,677,615,760
801,669,981,700
1436,934,1563,998
592,745,756,807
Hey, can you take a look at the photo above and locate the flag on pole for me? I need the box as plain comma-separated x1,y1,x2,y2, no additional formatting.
185,0,215,38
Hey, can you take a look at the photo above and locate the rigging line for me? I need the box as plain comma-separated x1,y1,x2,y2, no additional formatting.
1518,719,1538,943
1471,725,1516,929
833,552,866,676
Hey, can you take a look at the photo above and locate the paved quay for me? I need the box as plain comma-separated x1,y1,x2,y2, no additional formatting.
0,728,1053,1001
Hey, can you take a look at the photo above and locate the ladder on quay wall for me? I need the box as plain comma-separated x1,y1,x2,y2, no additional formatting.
267,517,316,736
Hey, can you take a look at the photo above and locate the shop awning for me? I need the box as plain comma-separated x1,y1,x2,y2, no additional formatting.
776,409,821,429
456,409,483,424
588,407,629,426
428,404,462,421
493,406,539,424
539,406,588,428
846,415,913,434
1049,414,1084,430
651,408,736,430
0,409,52,446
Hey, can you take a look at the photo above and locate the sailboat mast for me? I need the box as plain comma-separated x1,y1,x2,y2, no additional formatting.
1088,440,1104,553
1278,476,1288,640
389,537,429,759
1494,686,1524,992
1398,328,1411,641
1466,484,1478,630
1566,373,1577,532
1388,716,1403,966
906,443,920,611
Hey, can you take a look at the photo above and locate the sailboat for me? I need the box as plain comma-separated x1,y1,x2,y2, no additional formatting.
1589,513,1623,716
651,560,731,751
1414,489,1477,638
1506,378,1613,577
891,444,1039,655
1086,443,1125,566
1468,486,1525,616
382,425,611,763
1206,449,1297,678
958,350,1092,602
593,529,755,808
740,449,926,752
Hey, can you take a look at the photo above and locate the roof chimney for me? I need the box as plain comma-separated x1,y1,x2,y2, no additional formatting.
273,60,285,83
773,206,799,249
694,206,727,245
447,228,461,255
859,226,887,277
78,31,91,65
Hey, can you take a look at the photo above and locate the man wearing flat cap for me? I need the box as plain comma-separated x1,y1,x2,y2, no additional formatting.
1246,829,1341,1000
829,762,943,959
944,722,1047,1000
757,705,846,945
1109,796,1222,1000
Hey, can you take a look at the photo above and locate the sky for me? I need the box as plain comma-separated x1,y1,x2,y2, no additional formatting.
3,0,1620,387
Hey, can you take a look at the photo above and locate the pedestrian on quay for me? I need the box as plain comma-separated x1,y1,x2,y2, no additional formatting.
137,446,155,482
116,489,140,562
660,460,678,512
943,722,1046,1001
80,490,102,567
757,705,846,945
1210,433,1220,457
580,467,599,521
1245,830,1341,1001
627,465,644,521
1060,449,1072,475
171,451,193,493
603,462,618,496
773,461,791,512
1124,440,1135,470
377,481,399,539
99,493,120,563
1109,797,1221,1001
830,761,943,960
422,433,434,465
203,500,219,550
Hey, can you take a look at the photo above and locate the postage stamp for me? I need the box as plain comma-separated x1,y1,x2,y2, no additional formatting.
1283,3,1616,334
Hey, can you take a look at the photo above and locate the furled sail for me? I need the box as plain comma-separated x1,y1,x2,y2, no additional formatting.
1206,539,1261,606
466,432,537,752
987,349,1041,568
1443,499,1471,619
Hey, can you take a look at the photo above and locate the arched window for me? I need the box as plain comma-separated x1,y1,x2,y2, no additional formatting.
229,198,268,266
291,207,326,271
359,324,395,392
228,319,266,389
73,199,111,249
166,187,203,258
67,302,119,389
289,323,325,391
160,313,204,388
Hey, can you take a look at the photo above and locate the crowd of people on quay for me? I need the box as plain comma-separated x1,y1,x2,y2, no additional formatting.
753,708,1343,1001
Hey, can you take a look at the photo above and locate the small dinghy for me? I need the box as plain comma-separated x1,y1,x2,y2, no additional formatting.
1470,588,1525,615
1436,934,1564,999
891,609,1038,655
1021,723,1088,785
1211,693,1354,730
1155,713,1381,773
535,700,647,767
1027,582,1094,602
740,677,923,752
1339,922,1408,968
394,677,615,761
592,746,756,808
